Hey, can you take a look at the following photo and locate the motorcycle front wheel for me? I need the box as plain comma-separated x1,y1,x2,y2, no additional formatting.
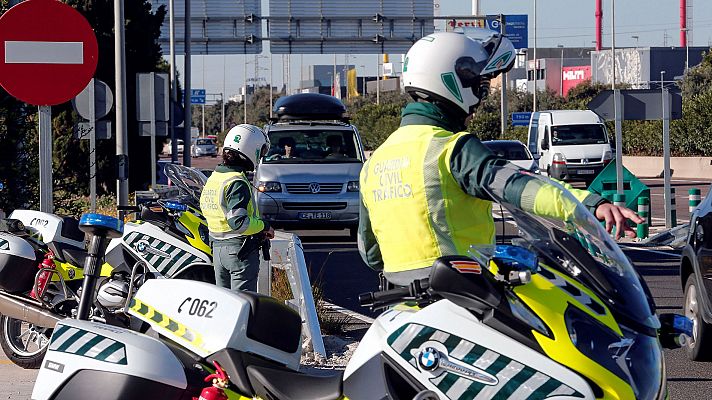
0,315,52,369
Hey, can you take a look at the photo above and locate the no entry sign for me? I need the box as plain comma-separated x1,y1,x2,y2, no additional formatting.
0,0,98,106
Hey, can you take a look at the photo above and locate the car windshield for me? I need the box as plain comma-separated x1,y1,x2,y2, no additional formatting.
551,124,608,146
474,166,658,332
484,141,532,160
262,129,362,164
196,138,214,146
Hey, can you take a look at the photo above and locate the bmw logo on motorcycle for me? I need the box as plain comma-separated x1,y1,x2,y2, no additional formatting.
418,347,440,371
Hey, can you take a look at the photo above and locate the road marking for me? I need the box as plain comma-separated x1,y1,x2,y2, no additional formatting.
4,41,84,64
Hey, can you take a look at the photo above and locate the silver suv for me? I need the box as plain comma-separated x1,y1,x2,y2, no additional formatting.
255,94,364,237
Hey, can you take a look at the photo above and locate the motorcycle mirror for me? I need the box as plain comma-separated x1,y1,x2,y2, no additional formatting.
164,200,188,212
491,245,538,286
658,313,693,349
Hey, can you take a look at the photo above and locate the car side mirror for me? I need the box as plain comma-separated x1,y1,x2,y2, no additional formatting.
658,313,693,349
540,139,549,151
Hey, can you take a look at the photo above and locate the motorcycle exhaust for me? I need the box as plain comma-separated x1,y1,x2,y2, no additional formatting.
0,291,62,328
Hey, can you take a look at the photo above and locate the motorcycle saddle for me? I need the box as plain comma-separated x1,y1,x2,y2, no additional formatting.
246,364,343,400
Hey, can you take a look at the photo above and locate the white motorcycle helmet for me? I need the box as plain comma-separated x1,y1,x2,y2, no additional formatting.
223,124,270,169
403,30,516,115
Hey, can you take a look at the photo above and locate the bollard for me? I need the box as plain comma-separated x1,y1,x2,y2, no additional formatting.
613,193,626,208
612,194,626,237
690,188,702,213
637,197,649,239
670,188,677,228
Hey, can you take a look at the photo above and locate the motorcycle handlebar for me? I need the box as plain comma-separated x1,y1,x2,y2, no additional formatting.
359,279,430,310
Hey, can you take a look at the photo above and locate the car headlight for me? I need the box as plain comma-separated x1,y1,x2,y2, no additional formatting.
347,181,360,192
258,181,281,192
565,306,663,399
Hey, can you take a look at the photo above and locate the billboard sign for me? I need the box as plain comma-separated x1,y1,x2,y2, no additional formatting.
562,66,591,96
486,15,528,49
268,0,433,54
149,0,262,55
447,15,528,49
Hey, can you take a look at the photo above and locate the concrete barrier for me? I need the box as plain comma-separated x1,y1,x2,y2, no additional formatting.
622,156,712,179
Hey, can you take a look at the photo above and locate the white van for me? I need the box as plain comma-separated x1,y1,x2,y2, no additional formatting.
527,110,613,183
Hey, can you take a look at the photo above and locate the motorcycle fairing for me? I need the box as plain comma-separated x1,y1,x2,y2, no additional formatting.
387,322,585,400
345,300,594,400
110,221,211,278
129,279,302,370
31,319,188,400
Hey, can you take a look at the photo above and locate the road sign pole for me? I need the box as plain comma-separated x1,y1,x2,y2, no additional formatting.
613,89,623,194
663,87,673,228
38,106,53,213
169,0,178,163
500,14,507,138
150,72,157,188
89,79,97,212
115,0,129,213
183,0,192,167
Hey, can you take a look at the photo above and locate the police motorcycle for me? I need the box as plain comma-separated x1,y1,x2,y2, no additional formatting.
34,171,692,400
0,165,213,369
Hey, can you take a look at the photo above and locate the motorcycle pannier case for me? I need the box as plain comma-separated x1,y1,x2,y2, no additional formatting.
0,232,38,293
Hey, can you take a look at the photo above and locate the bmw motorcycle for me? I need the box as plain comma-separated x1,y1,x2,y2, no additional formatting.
0,165,213,368
33,170,691,399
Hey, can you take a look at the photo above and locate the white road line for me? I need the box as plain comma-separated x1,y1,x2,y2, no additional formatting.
4,41,84,64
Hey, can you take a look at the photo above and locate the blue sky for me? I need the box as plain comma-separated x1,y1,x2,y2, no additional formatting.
171,0,712,101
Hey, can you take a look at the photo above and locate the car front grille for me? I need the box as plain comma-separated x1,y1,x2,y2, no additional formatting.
567,158,602,164
282,202,347,210
285,183,343,194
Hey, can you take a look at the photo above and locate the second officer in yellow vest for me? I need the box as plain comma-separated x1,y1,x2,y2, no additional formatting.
359,31,643,285
200,124,274,292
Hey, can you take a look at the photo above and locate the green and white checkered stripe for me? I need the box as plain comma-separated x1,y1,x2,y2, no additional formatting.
49,324,127,365
125,232,202,277
387,323,584,400
0,238,8,251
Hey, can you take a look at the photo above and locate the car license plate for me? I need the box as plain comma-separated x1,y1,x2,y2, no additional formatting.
298,212,332,220
578,169,595,175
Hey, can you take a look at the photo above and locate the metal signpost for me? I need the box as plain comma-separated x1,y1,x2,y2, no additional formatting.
0,0,98,213
588,88,683,227
73,79,114,212
137,73,170,188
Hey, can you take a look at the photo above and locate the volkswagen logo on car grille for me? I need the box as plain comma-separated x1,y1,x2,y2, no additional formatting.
309,183,321,194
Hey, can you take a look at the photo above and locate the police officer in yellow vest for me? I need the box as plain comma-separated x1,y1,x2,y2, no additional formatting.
200,124,275,291
359,31,643,286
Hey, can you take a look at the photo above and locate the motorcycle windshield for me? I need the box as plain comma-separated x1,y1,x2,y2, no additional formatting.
481,166,658,332
163,164,207,205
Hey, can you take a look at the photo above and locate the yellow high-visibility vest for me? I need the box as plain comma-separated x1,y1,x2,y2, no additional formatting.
360,125,493,273
200,171,262,239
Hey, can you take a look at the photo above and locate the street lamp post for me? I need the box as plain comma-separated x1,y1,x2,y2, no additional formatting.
681,28,690,72
533,0,537,112
557,44,564,96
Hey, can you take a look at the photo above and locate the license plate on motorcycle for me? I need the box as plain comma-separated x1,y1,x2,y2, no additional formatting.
298,212,331,220
578,169,595,175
